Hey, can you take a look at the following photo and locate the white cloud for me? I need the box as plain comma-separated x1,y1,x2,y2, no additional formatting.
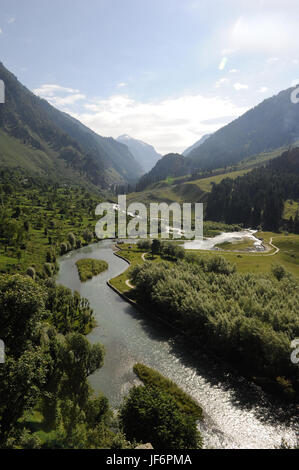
34,84,80,96
266,57,279,65
230,15,299,55
258,86,269,93
6,17,15,24
69,93,248,154
291,79,299,87
229,69,239,73
215,78,230,88
221,48,234,56
218,57,228,70
33,84,85,108
117,82,127,88
0,28,2,34
233,82,248,91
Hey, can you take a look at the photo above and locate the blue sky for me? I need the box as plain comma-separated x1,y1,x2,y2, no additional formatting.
1,0,299,153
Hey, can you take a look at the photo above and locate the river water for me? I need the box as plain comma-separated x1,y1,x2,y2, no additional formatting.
184,230,264,251
56,240,298,449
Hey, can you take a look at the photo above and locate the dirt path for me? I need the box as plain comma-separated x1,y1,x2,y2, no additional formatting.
267,237,280,256
125,279,135,289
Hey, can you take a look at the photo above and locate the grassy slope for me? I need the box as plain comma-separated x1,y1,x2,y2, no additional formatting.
283,199,299,219
0,130,98,189
127,145,293,206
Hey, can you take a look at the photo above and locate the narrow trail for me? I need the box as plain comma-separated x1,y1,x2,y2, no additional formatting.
125,279,135,289
267,237,280,256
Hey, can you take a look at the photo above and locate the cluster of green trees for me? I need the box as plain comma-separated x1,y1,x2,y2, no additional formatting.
206,149,299,231
0,172,100,275
137,239,185,260
130,257,299,399
0,272,202,448
0,274,111,448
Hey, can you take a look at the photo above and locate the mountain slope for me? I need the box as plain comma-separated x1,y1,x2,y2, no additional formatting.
117,134,161,172
187,86,299,169
182,133,212,156
0,62,142,186
136,153,190,191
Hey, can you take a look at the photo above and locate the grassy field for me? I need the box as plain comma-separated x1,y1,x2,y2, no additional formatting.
283,199,299,219
109,232,299,293
109,244,159,293
215,238,256,251
190,232,299,277
76,258,108,282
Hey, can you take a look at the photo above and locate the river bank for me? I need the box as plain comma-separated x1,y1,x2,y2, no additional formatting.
56,241,298,449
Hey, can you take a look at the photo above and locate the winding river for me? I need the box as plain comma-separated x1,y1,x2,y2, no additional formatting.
56,240,298,449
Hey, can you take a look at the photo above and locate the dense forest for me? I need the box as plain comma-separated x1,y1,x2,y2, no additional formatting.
130,255,299,400
206,148,299,231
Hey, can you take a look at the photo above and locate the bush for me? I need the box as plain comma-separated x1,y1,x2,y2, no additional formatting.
137,240,151,250
60,243,68,255
44,262,54,277
133,363,202,419
68,232,76,248
119,385,201,449
26,266,36,279
272,264,286,281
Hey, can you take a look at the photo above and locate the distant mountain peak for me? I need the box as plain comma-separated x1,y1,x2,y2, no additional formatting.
116,134,161,173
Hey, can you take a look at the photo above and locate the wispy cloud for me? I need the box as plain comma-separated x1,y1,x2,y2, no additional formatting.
258,86,269,93
266,57,279,65
215,78,230,88
6,17,15,24
33,84,86,107
117,82,127,88
68,93,248,154
233,82,248,91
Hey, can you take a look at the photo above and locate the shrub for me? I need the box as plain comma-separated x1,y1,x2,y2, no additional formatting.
26,267,36,279
119,385,201,449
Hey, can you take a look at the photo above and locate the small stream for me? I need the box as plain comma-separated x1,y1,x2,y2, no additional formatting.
56,240,298,449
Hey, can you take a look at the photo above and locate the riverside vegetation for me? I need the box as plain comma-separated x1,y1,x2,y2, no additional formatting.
76,258,108,282
129,251,299,400
0,173,203,449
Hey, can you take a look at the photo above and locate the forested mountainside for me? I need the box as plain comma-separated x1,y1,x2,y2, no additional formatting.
206,147,299,231
0,62,142,187
136,153,190,191
187,86,299,169
182,133,212,156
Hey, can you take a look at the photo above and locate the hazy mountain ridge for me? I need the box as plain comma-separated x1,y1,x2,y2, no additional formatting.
117,134,161,173
182,134,212,156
